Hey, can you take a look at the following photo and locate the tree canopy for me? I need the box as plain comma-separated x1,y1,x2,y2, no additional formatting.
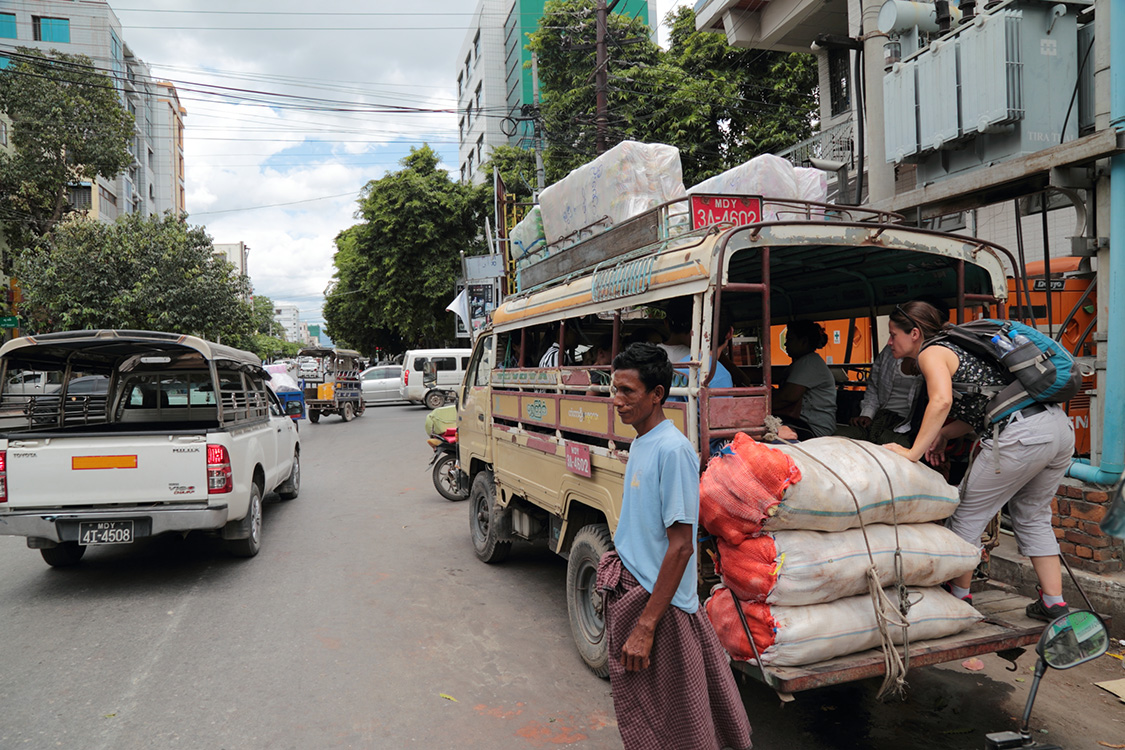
323,145,488,354
527,3,818,185
0,48,135,253
15,212,253,342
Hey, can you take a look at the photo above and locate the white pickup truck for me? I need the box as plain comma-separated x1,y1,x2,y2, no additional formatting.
0,330,301,566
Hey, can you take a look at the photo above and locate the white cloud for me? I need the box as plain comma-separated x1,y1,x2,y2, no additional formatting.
112,1,690,330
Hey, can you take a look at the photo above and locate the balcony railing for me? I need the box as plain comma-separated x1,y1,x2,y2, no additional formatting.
775,119,855,170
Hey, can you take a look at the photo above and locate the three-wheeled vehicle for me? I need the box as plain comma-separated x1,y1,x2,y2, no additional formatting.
297,347,364,423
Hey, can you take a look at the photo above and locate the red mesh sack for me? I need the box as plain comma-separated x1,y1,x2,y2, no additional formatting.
715,535,779,603
704,585,777,662
700,432,801,544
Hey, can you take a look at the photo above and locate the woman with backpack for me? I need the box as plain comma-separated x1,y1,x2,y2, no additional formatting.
882,300,1075,623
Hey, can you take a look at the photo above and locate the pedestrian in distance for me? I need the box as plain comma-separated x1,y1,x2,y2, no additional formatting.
882,300,1075,622
597,343,752,750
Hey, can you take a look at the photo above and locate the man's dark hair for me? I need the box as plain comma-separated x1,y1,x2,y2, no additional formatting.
612,343,673,404
664,297,693,335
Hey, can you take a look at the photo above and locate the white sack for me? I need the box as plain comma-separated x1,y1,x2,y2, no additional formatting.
538,140,686,247
764,588,982,666
765,437,961,532
707,585,983,667
722,524,982,606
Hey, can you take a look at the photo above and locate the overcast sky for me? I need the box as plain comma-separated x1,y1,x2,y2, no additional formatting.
110,1,692,333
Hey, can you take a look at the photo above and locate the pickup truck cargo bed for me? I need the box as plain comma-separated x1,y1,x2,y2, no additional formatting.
731,589,1047,694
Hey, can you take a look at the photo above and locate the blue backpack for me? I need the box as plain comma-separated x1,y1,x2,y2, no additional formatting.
922,319,1083,424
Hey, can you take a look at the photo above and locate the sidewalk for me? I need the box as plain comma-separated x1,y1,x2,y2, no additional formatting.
986,532,1125,638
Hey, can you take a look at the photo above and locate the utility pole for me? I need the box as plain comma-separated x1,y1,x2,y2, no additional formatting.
531,53,546,197
861,0,895,204
594,0,619,155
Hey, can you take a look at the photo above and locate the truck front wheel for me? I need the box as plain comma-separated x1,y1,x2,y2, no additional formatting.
566,523,613,678
41,541,86,568
469,471,510,563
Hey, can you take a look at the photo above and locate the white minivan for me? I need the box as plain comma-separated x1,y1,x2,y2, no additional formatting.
399,348,472,407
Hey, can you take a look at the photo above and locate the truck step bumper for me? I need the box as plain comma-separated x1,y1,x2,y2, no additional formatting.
0,503,230,543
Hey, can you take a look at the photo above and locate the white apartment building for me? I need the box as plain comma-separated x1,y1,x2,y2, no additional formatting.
456,0,509,185
0,0,186,220
273,304,301,343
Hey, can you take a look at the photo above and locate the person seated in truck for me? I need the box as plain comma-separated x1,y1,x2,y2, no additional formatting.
499,335,524,368
539,322,579,367
772,320,837,440
585,334,614,396
834,344,923,448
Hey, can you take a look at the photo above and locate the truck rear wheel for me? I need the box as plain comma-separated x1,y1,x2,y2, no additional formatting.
278,450,300,500
308,410,320,424
566,523,613,678
424,390,446,410
342,402,355,422
469,471,510,563
226,482,263,558
41,541,86,567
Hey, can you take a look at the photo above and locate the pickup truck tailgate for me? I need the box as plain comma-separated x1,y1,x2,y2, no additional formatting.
5,434,210,507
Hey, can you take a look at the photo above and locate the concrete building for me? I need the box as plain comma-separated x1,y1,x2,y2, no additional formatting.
273,304,301,343
456,0,656,185
0,0,186,220
213,241,251,302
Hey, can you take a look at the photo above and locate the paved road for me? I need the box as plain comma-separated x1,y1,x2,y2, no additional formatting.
1,403,1122,749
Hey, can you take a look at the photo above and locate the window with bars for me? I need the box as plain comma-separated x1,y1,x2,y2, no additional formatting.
33,16,69,44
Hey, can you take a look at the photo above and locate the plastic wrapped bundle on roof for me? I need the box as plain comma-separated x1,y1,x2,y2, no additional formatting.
686,154,828,222
267,370,302,393
509,206,545,261
538,140,686,248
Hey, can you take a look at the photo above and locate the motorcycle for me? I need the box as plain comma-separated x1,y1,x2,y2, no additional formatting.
428,426,468,501
985,609,1109,749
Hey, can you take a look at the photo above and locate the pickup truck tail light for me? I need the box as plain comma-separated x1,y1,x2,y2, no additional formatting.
206,444,232,494
0,450,6,503
404,369,409,386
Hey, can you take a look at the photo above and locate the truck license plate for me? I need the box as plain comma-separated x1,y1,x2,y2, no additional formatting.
78,520,134,545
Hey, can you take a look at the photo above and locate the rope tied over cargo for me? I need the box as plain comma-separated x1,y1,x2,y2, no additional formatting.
781,438,914,701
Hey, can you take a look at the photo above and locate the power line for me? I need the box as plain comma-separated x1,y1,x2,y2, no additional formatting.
190,191,359,216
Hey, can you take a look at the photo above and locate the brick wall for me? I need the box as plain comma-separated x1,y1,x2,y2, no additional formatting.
1052,479,1124,573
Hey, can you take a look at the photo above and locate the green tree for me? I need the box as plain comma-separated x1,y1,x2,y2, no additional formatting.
323,145,488,352
482,144,540,200
15,212,252,340
0,48,135,253
528,0,661,181
248,334,301,362
527,3,817,185
249,294,285,338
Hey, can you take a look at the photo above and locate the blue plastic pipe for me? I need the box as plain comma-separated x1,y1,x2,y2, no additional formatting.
1067,0,1125,485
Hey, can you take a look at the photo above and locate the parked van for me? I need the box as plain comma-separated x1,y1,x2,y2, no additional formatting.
399,348,472,406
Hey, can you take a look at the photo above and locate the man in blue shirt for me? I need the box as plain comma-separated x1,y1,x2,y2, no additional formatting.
596,343,752,750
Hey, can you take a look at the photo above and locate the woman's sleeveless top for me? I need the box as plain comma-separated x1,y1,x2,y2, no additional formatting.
934,341,1008,434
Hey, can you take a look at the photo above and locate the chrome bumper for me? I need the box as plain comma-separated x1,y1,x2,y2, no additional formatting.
0,503,230,542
